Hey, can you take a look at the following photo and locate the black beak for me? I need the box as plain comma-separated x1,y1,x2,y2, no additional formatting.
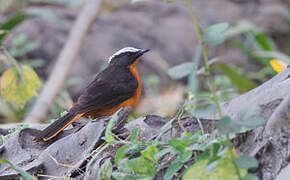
136,48,150,58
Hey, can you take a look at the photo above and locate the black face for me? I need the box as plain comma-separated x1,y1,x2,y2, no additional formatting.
109,48,150,66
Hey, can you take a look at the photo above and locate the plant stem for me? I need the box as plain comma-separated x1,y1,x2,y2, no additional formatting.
186,0,222,118
0,47,24,84
186,2,241,179
227,134,242,180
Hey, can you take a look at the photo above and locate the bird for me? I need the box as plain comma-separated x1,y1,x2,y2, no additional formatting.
33,47,150,142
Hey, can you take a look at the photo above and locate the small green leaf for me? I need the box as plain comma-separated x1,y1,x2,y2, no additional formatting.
254,33,276,51
203,22,229,45
104,109,121,143
112,172,135,180
235,155,258,169
119,157,156,177
243,174,259,180
187,73,198,94
98,158,112,180
115,145,129,164
236,107,265,132
154,148,175,161
179,150,192,163
168,62,194,80
216,63,257,93
217,116,240,135
254,51,290,64
196,143,221,162
237,117,265,131
130,126,140,143
0,159,35,180
164,160,184,180
169,138,189,152
141,145,159,162
0,13,28,43
115,144,140,164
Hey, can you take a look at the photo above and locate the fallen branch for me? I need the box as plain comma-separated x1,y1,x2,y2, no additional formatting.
24,0,102,123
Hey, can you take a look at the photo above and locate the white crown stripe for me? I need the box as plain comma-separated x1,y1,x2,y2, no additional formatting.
108,47,140,63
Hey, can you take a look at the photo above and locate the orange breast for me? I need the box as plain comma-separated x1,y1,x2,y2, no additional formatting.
86,59,141,119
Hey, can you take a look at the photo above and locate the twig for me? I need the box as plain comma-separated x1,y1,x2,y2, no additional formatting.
0,47,24,84
47,153,73,168
195,117,204,135
85,142,110,172
177,108,186,133
37,174,65,179
24,0,102,123
84,142,106,160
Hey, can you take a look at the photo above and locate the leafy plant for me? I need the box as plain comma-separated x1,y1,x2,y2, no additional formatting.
0,159,35,180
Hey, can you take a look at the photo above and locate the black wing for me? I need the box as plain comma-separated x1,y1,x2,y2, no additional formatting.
70,66,138,114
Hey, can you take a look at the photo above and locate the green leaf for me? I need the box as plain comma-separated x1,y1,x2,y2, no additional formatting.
237,117,265,131
216,63,257,93
0,13,28,43
164,149,192,180
196,143,221,162
203,22,229,45
254,33,276,51
254,51,290,64
236,107,265,132
154,147,175,161
164,160,184,180
169,138,189,152
187,73,198,94
119,157,156,177
115,144,140,164
115,145,129,164
183,158,247,180
168,62,194,80
104,109,121,143
0,65,41,108
243,174,259,180
130,126,140,143
141,145,159,162
98,158,112,180
235,155,258,169
0,159,35,180
112,172,135,180
179,150,192,163
217,116,240,135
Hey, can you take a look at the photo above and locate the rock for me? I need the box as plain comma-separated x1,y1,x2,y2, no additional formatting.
0,107,131,179
222,68,290,180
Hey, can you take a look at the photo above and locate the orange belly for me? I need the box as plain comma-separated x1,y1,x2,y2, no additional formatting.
85,59,141,119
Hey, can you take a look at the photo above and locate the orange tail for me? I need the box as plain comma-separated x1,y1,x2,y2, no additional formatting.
33,112,84,142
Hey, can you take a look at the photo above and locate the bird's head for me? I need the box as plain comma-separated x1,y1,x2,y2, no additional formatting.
108,47,150,66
